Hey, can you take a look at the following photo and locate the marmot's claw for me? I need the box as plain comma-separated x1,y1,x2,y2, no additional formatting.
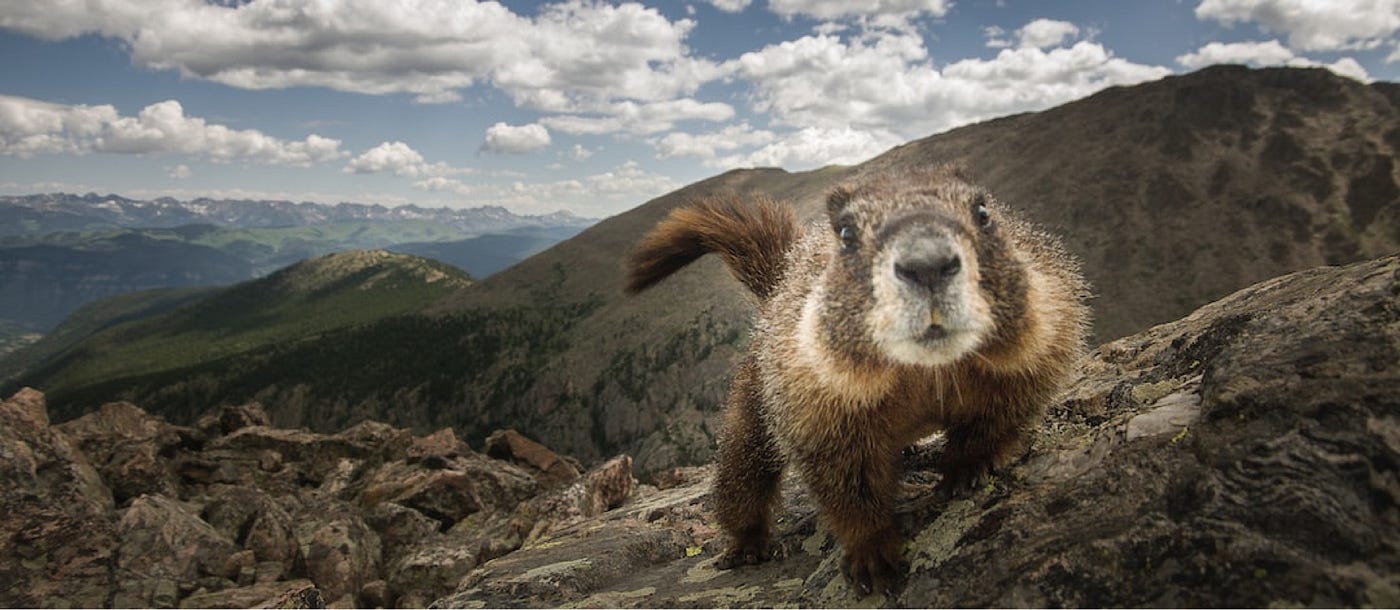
715,539,771,570
840,534,905,598
935,463,991,499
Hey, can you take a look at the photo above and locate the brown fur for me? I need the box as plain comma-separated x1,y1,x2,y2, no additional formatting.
625,195,797,300
624,166,1091,596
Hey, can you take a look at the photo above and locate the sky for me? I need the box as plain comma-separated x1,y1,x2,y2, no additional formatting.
0,0,1397,218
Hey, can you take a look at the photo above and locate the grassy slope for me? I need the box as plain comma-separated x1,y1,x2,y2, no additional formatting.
15,251,472,420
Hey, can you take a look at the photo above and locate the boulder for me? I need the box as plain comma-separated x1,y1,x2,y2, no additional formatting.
113,494,241,607
177,578,321,609
58,401,188,504
0,388,117,608
293,501,381,604
484,429,582,485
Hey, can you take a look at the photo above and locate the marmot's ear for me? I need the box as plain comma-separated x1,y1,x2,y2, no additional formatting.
826,185,855,218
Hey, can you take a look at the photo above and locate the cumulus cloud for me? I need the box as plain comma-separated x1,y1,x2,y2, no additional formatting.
766,0,952,20
411,161,680,216
0,94,343,165
728,26,1171,142
1016,19,1080,49
654,123,778,164
706,0,753,12
541,98,735,135
343,141,476,177
166,163,191,179
1176,39,1371,81
719,126,899,170
481,122,551,154
0,0,728,136
1195,0,1400,51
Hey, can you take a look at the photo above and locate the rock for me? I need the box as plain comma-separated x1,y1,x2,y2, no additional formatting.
199,485,301,571
222,549,256,581
365,502,441,568
360,453,539,529
407,427,472,464
359,579,391,608
293,501,381,604
429,255,1400,608
510,454,637,545
114,494,241,607
0,388,117,608
177,579,320,609
206,426,370,487
484,429,582,485
386,530,485,608
58,401,188,504
219,402,271,434
264,581,327,609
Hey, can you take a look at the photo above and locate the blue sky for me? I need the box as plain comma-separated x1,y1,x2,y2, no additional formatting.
1,0,1396,217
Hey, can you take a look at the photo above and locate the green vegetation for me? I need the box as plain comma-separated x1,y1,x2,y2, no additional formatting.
11,221,474,274
9,251,474,415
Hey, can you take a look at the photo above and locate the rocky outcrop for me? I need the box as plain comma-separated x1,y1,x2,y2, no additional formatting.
3,255,1396,608
0,394,631,609
433,254,1399,608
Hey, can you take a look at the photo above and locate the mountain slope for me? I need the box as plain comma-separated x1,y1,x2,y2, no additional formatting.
11,250,473,423
0,235,253,330
15,66,1400,475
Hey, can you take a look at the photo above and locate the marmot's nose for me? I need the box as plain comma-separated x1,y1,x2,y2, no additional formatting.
894,253,961,290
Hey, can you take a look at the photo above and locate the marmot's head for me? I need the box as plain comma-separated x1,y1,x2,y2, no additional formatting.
818,166,1029,368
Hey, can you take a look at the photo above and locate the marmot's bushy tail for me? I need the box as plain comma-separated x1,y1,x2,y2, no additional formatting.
625,196,798,301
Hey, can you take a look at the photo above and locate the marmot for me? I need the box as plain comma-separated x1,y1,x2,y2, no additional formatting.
624,165,1090,596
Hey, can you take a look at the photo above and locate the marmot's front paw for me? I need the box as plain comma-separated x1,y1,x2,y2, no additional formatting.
715,538,771,570
840,532,905,597
935,460,992,499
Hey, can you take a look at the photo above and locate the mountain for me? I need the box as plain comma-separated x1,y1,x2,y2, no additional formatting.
387,226,589,278
10,66,1399,476
6,250,473,424
0,205,596,337
4,253,1395,608
0,193,596,236
0,234,253,331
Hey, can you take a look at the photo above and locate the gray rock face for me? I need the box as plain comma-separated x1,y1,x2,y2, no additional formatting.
3,255,1395,608
429,255,1399,608
0,388,117,607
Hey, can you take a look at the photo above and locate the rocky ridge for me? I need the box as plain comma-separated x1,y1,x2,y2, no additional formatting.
3,254,1397,607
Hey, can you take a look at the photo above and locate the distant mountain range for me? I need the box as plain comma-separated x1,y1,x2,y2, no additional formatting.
0,195,595,348
0,193,591,236
5,66,1398,477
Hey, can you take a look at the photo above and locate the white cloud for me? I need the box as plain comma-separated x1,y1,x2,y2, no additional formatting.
345,141,427,176
166,163,191,179
654,123,778,164
410,160,681,216
729,26,1171,142
413,176,476,196
1017,19,1080,49
0,94,343,165
541,98,735,135
1176,40,1372,81
0,0,728,135
343,140,480,177
983,25,1011,49
706,0,753,12
718,126,900,169
1195,0,1400,51
766,0,952,20
565,144,597,161
481,122,551,154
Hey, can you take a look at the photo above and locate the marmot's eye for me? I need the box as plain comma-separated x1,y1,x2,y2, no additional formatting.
974,202,992,229
838,224,858,252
